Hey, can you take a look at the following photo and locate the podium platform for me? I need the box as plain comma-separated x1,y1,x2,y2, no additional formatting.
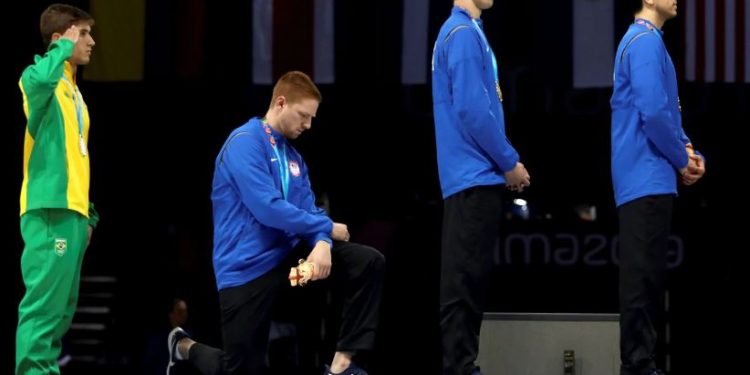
478,313,620,375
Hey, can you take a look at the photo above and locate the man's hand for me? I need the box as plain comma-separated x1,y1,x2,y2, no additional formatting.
504,162,531,193
61,25,80,43
306,240,332,280
681,154,705,186
331,222,350,241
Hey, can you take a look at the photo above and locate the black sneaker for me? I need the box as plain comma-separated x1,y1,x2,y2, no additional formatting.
323,363,368,375
167,327,189,374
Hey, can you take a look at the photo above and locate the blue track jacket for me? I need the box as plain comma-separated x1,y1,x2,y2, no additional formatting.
610,19,695,207
211,117,332,290
432,7,520,199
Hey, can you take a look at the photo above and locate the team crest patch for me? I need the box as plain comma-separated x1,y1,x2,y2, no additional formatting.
289,161,300,177
54,238,67,256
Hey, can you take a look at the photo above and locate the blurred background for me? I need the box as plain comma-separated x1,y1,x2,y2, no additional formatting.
3,0,746,374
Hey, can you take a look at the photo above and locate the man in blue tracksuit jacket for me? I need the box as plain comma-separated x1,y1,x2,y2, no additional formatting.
432,1,531,374
167,71,384,375
611,1,705,374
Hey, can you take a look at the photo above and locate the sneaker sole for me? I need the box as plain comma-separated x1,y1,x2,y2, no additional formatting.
166,328,183,375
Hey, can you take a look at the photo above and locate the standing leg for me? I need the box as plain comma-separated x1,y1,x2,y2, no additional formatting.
16,209,88,375
618,195,673,375
440,186,503,375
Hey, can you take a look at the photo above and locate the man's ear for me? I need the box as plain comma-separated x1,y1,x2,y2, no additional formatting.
50,32,62,43
276,95,287,109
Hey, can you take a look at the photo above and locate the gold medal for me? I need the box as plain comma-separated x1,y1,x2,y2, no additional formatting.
496,82,503,102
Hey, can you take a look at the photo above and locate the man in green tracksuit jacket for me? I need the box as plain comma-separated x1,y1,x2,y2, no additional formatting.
16,4,99,374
